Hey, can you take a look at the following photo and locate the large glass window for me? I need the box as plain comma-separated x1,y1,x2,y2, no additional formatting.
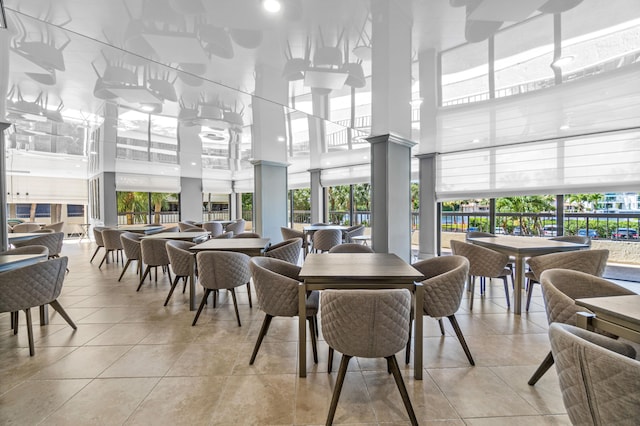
116,191,178,224
441,40,489,106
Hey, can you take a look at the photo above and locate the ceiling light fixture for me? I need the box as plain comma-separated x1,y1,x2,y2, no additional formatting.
262,0,281,13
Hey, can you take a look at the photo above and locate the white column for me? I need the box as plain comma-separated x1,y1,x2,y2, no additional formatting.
251,64,289,237
367,134,416,262
0,28,9,250
92,103,118,226
309,169,323,224
178,124,203,222
417,48,439,258
416,153,437,259
253,160,288,242
368,0,414,261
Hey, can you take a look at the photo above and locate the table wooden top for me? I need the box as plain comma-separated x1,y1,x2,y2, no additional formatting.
7,233,44,242
300,253,424,282
467,235,588,255
190,238,271,253
576,295,640,327
141,232,210,242
117,225,165,234
0,254,48,272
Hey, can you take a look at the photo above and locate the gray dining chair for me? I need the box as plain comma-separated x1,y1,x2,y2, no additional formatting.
137,239,172,291
12,232,65,259
328,243,374,253
527,268,636,386
118,232,143,281
312,228,342,253
164,240,196,306
264,237,303,264
225,219,246,235
280,227,308,254
202,221,224,237
90,226,108,263
233,232,261,238
0,257,75,356
549,323,640,425
98,229,125,268
321,289,417,426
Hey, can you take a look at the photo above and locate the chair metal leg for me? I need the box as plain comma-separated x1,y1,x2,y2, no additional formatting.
246,282,252,308
528,351,554,385
192,289,212,326
387,355,418,426
25,308,35,356
137,266,152,291
98,250,110,268
49,300,77,329
229,288,241,327
118,259,133,282
405,318,413,365
469,275,475,310
326,354,352,426
438,318,445,335
525,279,536,312
250,314,273,364
502,276,511,309
164,275,181,306
12,311,19,335
308,315,318,364
328,347,334,373
448,315,475,366
89,246,102,263
182,277,188,293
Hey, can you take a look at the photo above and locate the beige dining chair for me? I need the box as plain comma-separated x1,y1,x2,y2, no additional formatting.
44,221,65,233
11,223,41,233
233,232,261,238
90,226,108,263
409,255,474,365
178,222,197,231
524,249,609,311
164,240,196,306
450,240,512,309
549,323,640,424
280,227,308,254
342,224,365,243
202,221,224,237
213,231,234,239
527,268,636,386
225,219,246,235
264,237,302,264
137,239,172,291
0,257,75,356
328,243,374,253
248,257,319,365
12,232,64,259
321,289,417,426
312,228,342,253
193,251,251,326
98,229,125,268
119,232,143,281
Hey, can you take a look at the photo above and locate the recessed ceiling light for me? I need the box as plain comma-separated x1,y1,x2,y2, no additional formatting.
560,124,571,131
471,138,480,144
277,136,285,142
551,56,575,68
191,162,197,166
262,0,281,13
139,104,156,112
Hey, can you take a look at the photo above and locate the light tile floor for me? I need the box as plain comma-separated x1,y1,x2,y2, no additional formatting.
2,241,637,425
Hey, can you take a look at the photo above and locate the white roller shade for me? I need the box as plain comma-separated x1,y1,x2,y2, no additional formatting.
320,164,371,187
202,179,232,194
6,176,88,204
115,173,181,193
287,171,309,189
436,130,640,201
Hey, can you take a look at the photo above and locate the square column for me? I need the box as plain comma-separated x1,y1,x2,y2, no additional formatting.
416,153,437,259
367,134,416,262
252,160,288,243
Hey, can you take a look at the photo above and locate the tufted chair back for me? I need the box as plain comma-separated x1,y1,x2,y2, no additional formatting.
0,245,49,257
329,243,373,253
312,228,342,252
225,219,246,235
264,238,302,264
12,232,64,258
250,256,304,317
141,239,171,267
11,223,41,233
202,221,224,237
166,240,196,277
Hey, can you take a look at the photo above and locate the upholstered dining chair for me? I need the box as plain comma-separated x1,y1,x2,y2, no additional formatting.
342,224,365,243
233,232,261,238
264,237,303,264
90,226,108,263
312,228,342,253
280,227,308,254
118,232,143,281
44,221,65,233
213,231,234,239
11,223,41,233
549,235,592,245
527,268,636,386
225,219,246,235
248,257,318,365
12,232,64,259
202,221,224,237
409,255,474,365
321,289,417,426
0,257,75,356
450,240,512,309
524,249,609,311
98,229,125,268
164,240,196,306
180,225,206,232
193,251,251,326
0,245,49,257
465,231,495,239
30,229,54,234
328,243,374,253
178,222,197,231
549,323,640,424
137,239,172,291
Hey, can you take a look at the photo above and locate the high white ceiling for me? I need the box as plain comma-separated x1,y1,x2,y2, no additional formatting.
2,0,640,169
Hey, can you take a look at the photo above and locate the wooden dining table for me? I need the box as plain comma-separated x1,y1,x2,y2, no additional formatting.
116,224,165,234
141,231,210,242
576,295,640,344
298,253,425,379
183,238,271,311
467,236,589,314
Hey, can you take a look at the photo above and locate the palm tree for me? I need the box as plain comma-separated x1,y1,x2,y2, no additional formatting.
496,195,554,235
150,193,175,224
117,192,147,224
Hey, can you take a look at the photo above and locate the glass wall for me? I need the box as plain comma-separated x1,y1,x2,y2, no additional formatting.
116,191,178,224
